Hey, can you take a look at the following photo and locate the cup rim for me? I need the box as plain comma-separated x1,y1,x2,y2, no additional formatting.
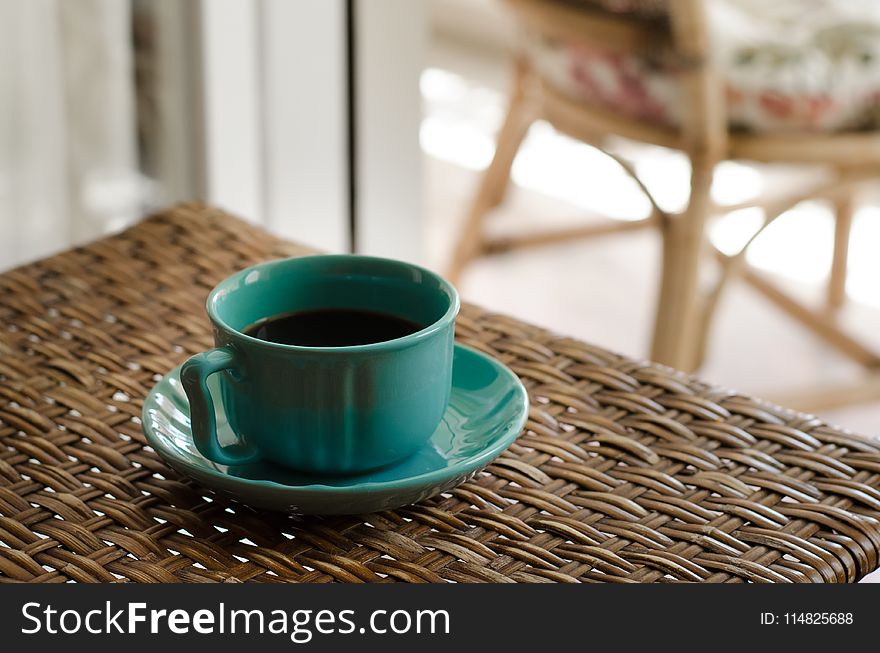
206,254,460,353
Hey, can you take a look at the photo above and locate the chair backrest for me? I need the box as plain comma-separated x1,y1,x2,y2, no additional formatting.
505,0,727,157
667,0,726,157
504,0,674,54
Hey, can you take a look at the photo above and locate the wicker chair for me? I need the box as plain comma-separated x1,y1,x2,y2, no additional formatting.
448,0,880,411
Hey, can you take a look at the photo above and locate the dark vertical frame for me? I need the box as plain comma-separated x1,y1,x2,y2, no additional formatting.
345,0,358,252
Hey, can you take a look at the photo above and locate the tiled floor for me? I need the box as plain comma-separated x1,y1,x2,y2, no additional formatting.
422,39,880,437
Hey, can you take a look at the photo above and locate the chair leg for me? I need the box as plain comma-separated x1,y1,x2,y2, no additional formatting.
447,62,537,283
650,159,715,371
827,190,855,312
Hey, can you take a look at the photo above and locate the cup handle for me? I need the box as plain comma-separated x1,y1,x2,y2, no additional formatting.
180,346,260,466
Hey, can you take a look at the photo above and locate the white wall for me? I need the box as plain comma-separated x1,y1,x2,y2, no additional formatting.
196,0,264,223
167,0,426,257
0,0,428,269
260,0,350,252
352,0,427,261
0,0,140,271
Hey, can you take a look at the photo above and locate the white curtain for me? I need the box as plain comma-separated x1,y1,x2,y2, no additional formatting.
0,0,140,271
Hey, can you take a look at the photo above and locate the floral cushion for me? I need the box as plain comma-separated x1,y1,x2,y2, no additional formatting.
525,0,880,132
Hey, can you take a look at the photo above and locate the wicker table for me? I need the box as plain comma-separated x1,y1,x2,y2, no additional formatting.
1,205,879,583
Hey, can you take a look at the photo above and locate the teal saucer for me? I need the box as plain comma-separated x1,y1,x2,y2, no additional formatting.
142,344,528,514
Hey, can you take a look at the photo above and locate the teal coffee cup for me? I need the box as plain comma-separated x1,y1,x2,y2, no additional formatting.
181,255,460,475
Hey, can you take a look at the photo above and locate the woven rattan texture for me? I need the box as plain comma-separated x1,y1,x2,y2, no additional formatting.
1,205,880,583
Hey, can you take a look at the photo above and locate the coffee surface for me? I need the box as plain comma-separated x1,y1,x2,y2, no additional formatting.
244,308,422,347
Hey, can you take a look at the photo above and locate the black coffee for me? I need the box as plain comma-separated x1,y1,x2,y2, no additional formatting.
244,308,422,347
